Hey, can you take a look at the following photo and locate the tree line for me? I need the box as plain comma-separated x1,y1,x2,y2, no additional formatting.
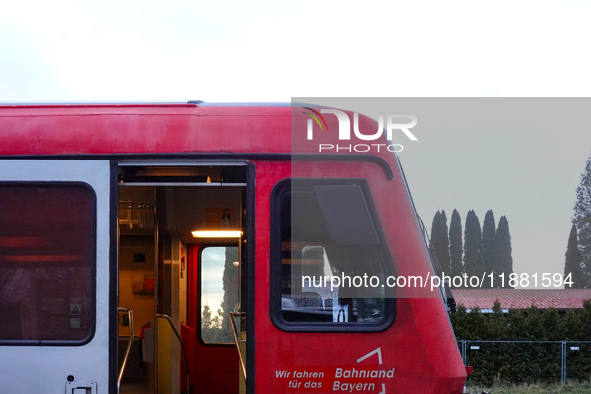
430,209,513,288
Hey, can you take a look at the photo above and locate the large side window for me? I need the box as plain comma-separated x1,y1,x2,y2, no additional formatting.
0,183,96,344
271,178,396,331
199,246,239,344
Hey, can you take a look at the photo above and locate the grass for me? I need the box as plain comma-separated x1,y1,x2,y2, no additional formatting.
466,381,591,393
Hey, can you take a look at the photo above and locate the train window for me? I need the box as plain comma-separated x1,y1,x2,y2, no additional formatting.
199,246,239,344
271,178,396,332
0,183,96,344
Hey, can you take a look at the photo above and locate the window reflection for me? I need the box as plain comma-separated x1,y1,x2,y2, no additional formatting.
200,246,238,344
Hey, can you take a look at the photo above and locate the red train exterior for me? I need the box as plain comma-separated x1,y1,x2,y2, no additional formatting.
0,102,466,393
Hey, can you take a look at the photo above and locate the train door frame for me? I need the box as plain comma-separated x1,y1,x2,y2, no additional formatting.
113,159,256,394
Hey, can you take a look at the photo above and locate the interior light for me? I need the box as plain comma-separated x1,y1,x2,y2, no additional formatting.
232,261,240,267
191,230,242,238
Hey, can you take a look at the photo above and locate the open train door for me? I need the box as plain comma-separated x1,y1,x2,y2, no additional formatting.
0,160,114,394
115,160,255,394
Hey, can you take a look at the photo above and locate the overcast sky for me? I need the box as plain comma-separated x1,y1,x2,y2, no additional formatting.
2,1,591,285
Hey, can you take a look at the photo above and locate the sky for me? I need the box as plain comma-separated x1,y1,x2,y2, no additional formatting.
3,0,591,102
2,0,591,286
297,97,591,286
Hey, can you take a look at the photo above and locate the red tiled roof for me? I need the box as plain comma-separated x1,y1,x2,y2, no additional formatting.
451,289,591,310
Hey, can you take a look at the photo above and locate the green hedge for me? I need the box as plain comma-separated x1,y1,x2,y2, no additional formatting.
450,300,591,385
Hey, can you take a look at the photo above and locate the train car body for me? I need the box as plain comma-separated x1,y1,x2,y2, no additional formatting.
0,102,466,394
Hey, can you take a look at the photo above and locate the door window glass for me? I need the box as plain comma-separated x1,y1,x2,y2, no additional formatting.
272,178,395,331
0,183,95,344
200,246,239,344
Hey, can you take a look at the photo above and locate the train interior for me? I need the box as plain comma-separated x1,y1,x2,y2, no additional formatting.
117,164,247,394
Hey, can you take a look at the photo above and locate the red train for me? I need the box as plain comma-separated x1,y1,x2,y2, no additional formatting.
0,102,466,393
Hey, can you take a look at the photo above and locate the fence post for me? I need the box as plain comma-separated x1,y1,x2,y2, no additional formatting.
561,341,566,385
462,340,466,365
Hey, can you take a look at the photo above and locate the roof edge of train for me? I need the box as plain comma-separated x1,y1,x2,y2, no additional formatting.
0,101,298,108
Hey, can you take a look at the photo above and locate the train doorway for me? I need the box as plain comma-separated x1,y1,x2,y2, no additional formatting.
116,162,250,394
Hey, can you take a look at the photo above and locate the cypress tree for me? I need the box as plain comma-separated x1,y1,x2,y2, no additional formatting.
482,210,497,288
564,223,585,288
464,210,484,279
449,209,463,279
496,216,513,288
572,153,591,288
430,211,441,254
437,210,451,274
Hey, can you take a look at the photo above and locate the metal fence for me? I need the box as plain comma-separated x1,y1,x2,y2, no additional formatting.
457,340,591,385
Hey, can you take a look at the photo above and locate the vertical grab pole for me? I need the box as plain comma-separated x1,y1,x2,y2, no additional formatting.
237,189,243,314
153,196,159,393
229,311,247,379
117,308,134,394
156,314,191,394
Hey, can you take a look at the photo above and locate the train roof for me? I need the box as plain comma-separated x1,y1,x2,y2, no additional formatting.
0,101,292,110
0,101,292,114
0,102,298,156
0,101,387,160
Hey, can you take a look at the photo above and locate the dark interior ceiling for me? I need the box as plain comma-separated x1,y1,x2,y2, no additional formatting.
119,185,243,244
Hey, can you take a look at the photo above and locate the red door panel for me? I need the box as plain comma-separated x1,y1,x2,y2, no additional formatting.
252,160,466,394
184,245,239,394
